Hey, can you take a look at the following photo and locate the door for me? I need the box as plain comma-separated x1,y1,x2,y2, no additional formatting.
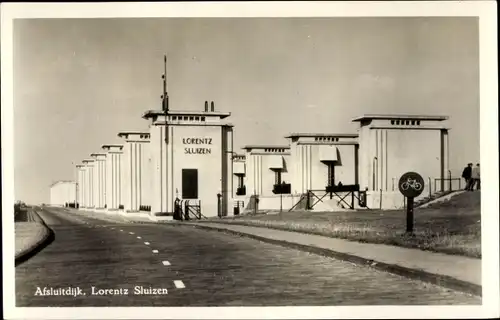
182,169,198,199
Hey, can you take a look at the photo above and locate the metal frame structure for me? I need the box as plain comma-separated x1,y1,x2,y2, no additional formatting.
289,185,368,211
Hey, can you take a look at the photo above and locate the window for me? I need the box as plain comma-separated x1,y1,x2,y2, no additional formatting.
195,116,199,121
411,120,415,125
238,176,244,188
201,117,205,121
275,171,282,185
396,120,400,125
391,120,395,125
189,116,194,121
172,116,177,120
183,116,188,121
417,120,421,125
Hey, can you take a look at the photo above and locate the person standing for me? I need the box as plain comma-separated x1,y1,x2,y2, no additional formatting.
471,163,480,191
462,163,473,191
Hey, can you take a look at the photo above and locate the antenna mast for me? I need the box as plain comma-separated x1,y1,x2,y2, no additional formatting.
162,54,169,113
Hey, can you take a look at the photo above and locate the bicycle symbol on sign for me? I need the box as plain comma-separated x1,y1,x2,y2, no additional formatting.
401,178,423,191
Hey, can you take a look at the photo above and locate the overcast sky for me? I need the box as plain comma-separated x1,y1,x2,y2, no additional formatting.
13,17,479,204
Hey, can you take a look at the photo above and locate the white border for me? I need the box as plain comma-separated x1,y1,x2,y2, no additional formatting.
2,2,498,319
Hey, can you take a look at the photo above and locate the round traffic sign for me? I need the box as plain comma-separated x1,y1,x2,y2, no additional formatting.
398,172,424,198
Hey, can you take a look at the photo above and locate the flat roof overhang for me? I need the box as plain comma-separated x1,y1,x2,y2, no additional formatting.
285,133,359,139
142,109,231,120
242,145,290,151
352,114,449,122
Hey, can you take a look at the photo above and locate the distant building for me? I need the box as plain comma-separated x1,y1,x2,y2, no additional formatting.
232,154,246,212
49,180,76,207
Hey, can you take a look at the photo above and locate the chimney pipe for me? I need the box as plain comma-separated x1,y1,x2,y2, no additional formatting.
204,101,208,112
211,101,215,112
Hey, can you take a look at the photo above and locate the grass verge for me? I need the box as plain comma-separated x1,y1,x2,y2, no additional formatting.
207,191,481,258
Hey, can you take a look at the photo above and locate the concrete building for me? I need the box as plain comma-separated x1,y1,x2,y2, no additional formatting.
49,180,76,207
242,145,303,211
81,159,95,208
285,133,360,211
142,101,234,219
90,153,107,210
353,114,450,209
102,144,124,210
286,133,359,192
117,132,151,213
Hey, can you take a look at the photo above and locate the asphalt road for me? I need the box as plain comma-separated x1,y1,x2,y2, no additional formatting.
15,207,480,306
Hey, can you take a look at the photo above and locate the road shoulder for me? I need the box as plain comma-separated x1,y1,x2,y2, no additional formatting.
15,209,54,266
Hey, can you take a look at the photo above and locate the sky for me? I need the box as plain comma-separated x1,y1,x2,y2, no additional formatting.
13,17,479,204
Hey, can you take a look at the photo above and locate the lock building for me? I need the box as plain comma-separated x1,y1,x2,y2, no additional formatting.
142,100,234,219
66,57,453,217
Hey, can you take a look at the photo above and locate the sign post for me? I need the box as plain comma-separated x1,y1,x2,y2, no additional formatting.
398,172,424,234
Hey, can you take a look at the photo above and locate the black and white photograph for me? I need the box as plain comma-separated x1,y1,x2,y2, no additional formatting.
2,2,498,319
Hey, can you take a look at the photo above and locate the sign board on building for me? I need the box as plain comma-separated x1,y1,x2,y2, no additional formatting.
183,137,213,155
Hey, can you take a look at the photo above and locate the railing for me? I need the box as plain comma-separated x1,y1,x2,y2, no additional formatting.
139,205,151,212
434,177,462,192
236,186,246,196
272,183,291,194
182,200,204,220
390,172,462,194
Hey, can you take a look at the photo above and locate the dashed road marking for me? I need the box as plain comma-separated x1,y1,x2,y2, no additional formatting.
129,232,135,235
162,261,171,266
174,280,185,289
144,242,150,245
137,236,142,239
152,250,159,254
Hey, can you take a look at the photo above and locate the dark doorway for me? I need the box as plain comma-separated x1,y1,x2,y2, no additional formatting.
327,163,335,186
182,169,198,199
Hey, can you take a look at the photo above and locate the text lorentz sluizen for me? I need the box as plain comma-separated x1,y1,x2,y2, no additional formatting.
182,137,213,155
34,286,169,297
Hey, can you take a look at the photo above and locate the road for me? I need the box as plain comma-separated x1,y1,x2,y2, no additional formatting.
15,207,480,306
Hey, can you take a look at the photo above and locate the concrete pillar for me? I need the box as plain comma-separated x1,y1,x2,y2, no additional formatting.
76,165,85,207
91,153,107,209
221,125,233,216
149,124,169,215
118,132,150,213
102,145,123,210
82,159,95,208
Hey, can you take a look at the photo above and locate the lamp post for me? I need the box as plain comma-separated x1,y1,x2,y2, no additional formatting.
448,170,452,191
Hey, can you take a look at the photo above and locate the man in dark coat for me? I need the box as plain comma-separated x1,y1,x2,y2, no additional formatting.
462,163,473,190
